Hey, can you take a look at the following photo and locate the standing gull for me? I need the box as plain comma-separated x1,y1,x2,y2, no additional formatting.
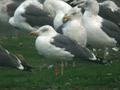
78,0,120,57
58,7,87,47
9,0,53,32
43,0,72,29
30,25,110,64
57,7,87,66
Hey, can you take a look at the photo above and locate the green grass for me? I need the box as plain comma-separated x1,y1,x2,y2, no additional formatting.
0,37,120,90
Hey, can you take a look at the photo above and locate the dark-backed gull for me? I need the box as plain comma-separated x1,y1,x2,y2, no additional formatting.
57,7,87,47
78,0,120,58
0,46,33,71
9,0,53,32
30,25,110,64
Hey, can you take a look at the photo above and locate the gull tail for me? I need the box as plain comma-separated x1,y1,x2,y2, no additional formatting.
87,52,112,64
22,64,35,72
89,57,112,64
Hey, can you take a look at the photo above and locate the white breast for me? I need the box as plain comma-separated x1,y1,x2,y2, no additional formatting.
82,12,117,48
63,20,87,47
53,12,65,29
35,36,74,60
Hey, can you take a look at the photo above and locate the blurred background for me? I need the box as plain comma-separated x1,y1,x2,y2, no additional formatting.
0,0,119,38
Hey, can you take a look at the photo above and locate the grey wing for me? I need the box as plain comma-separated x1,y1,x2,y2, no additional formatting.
114,10,120,19
0,46,12,66
117,9,120,13
0,46,20,68
56,20,69,34
101,19,120,44
56,24,64,34
99,5,120,28
8,53,21,68
50,35,94,60
21,5,53,27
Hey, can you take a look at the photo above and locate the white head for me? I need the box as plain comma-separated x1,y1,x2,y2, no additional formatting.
100,0,119,11
63,7,82,21
78,0,99,15
30,25,57,36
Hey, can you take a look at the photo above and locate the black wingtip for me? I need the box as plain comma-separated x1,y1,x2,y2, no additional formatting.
22,64,35,72
88,57,112,64
96,57,112,64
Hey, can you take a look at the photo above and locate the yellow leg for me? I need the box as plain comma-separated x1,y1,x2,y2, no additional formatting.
96,49,98,56
61,61,64,76
104,48,108,59
72,61,75,67
65,62,67,67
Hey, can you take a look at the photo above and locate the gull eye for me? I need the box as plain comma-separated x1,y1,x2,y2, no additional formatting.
47,12,50,15
65,14,67,16
72,12,76,15
42,29,48,32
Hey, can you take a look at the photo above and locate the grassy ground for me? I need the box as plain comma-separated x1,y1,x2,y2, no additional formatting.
0,37,120,90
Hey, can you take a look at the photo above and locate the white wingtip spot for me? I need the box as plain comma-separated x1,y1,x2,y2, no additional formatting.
15,56,24,70
17,65,24,70
5,50,10,54
112,47,119,52
89,53,97,61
